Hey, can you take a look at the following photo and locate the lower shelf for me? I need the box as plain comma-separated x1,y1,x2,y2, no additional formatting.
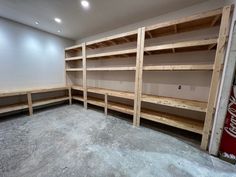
87,97,105,107
108,102,134,115
72,96,84,102
0,104,29,114
32,97,70,107
141,109,204,135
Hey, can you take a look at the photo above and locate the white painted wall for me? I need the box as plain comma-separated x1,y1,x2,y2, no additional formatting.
0,17,74,91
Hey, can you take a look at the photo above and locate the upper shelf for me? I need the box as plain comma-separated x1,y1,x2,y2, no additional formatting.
86,30,138,49
65,56,83,61
145,8,223,39
87,49,137,60
65,44,82,52
144,38,218,55
143,64,214,71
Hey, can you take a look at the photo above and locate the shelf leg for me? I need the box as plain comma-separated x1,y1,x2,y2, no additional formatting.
27,92,33,116
69,88,72,105
105,93,108,116
201,5,232,150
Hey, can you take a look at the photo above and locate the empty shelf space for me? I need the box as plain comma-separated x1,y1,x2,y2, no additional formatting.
87,87,134,99
86,30,138,49
72,96,84,102
30,86,69,94
108,102,134,115
66,68,83,72
142,94,207,112
32,97,70,107
0,104,29,114
144,38,218,54
143,64,214,71
0,91,27,98
65,56,83,61
87,67,136,71
72,85,84,91
146,8,222,39
87,97,105,107
87,49,137,59
141,109,204,134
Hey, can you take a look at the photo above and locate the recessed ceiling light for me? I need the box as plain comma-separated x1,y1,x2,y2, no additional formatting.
81,0,90,9
57,30,61,33
35,21,39,25
54,18,62,23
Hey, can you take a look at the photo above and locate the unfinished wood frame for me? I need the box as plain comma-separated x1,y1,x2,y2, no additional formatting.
201,5,232,150
82,43,88,109
64,5,233,151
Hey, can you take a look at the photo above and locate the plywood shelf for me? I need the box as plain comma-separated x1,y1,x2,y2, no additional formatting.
86,30,138,49
72,96,84,102
145,8,222,39
141,109,204,134
108,102,134,115
0,104,29,114
87,97,105,107
65,56,83,61
30,86,69,94
32,97,70,107
142,94,207,112
71,85,84,91
143,64,214,71
144,38,218,54
65,44,82,51
87,67,136,71
87,49,137,59
66,68,83,72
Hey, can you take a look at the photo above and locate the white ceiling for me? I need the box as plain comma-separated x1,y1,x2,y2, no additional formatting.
0,0,206,40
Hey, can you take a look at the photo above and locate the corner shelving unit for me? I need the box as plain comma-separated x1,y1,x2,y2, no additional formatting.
65,5,233,151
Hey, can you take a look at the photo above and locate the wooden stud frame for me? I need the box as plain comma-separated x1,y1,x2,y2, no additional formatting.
201,5,232,150
63,5,233,151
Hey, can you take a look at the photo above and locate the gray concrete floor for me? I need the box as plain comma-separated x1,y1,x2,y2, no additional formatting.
0,104,236,177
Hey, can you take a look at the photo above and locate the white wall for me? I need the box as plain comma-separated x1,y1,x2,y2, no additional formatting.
0,17,74,91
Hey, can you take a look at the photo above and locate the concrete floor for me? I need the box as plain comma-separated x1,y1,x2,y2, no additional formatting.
0,105,236,177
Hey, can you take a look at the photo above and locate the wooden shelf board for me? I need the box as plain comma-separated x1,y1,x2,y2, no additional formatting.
143,64,213,71
142,94,207,112
145,38,218,53
87,49,137,59
0,91,27,98
86,30,138,49
87,97,105,107
0,104,29,114
65,44,82,51
141,109,204,134
87,67,136,71
108,102,134,115
32,97,70,107
72,96,84,102
66,68,83,72
65,56,82,61
146,8,222,38
30,86,69,94
71,85,84,91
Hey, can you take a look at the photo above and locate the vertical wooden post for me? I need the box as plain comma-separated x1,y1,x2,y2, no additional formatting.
27,92,33,116
82,43,88,109
105,93,108,116
201,5,232,150
133,27,145,126
68,87,72,105
64,50,68,86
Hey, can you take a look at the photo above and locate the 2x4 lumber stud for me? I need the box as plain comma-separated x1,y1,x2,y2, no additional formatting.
27,93,33,116
82,43,88,109
105,93,108,116
69,88,72,105
133,27,145,126
201,5,232,150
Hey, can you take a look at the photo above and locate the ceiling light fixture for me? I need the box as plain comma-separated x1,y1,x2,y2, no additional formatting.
35,21,39,25
81,0,90,9
54,18,62,23
57,30,61,33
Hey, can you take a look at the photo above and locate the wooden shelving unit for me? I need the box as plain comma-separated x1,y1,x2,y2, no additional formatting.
65,5,232,151
0,86,71,116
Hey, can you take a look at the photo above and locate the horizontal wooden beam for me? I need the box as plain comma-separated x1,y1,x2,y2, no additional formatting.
143,64,213,71
87,67,136,71
87,49,137,59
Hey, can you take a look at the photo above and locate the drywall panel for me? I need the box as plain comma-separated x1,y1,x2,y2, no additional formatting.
0,17,74,91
